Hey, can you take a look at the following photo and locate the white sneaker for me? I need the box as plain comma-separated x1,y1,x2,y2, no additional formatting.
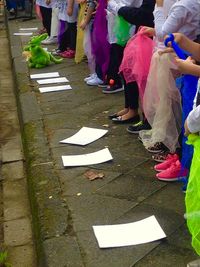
41,36,57,45
87,76,104,86
84,73,96,82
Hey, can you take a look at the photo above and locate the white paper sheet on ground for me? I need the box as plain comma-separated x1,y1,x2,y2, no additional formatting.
62,148,113,167
37,77,69,85
14,32,33,36
19,27,38,31
93,215,166,248
30,72,59,79
60,127,108,146
39,85,72,93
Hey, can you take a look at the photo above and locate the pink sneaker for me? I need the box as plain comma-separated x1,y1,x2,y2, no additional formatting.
60,49,75,58
156,160,188,182
154,154,179,172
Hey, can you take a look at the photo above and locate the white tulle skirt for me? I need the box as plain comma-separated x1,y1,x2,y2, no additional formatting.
83,22,96,74
139,51,182,153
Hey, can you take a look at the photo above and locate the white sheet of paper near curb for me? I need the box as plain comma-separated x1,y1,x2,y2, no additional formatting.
30,72,60,79
19,27,38,31
62,148,113,167
60,127,108,146
14,32,33,36
93,215,166,248
39,85,72,93
37,77,69,85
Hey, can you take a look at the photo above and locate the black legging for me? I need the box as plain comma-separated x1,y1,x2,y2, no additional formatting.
124,80,139,110
59,22,77,51
106,43,124,85
39,6,52,36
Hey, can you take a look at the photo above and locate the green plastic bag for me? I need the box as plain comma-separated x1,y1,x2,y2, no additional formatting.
185,134,200,255
113,16,131,46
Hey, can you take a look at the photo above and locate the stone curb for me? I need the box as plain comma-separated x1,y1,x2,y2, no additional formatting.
6,20,72,267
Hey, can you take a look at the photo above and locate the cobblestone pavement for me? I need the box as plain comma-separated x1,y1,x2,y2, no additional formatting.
0,12,36,267
5,15,199,267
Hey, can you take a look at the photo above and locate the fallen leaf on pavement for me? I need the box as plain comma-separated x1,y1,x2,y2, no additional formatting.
84,170,105,181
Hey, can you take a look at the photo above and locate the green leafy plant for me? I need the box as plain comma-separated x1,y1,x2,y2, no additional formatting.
0,251,12,267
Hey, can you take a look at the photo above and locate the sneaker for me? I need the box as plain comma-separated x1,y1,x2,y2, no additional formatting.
102,84,124,94
87,76,104,86
98,81,109,88
84,73,96,82
152,151,170,162
51,48,62,56
41,36,57,45
59,49,75,58
9,8,16,15
127,120,151,134
154,154,179,172
146,142,167,153
156,160,188,182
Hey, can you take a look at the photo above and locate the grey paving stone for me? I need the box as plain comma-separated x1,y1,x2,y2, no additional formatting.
48,128,83,149
10,45,22,58
4,217,32,246
8,244,37,267
143,183,186,216
0,83,16,96
0,96,17,111
27,164,69,239
3,179,30,221
0,109,18,122
134,240,196,267
20,92,42,123
2,161,25,181
59,168,122,196
13,56,27,74
76,203,187,267
0,96,16,105
113,203,184,235
0,116,20,141
44,236,84,267
167,224,195,251
96,161,166,202
76,230,159,267
66,194,136,231
2,136,23,163
52,144,147,173
41,94,122,117
23,120,51,164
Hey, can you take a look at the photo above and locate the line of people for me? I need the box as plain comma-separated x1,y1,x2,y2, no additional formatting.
34,0,200,181
26,0,200,261
35,0,200,182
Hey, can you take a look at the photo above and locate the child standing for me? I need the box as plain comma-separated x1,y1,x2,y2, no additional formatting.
54,0,78,58
167,32,200,265
36,0,54,37
102,0,144,94
107,0,155,122
80,0,104,85
139,0,200,181
75,0,87,63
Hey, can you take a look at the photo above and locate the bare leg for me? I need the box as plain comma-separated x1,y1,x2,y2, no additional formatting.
118,108,138,120
116,108,129,116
